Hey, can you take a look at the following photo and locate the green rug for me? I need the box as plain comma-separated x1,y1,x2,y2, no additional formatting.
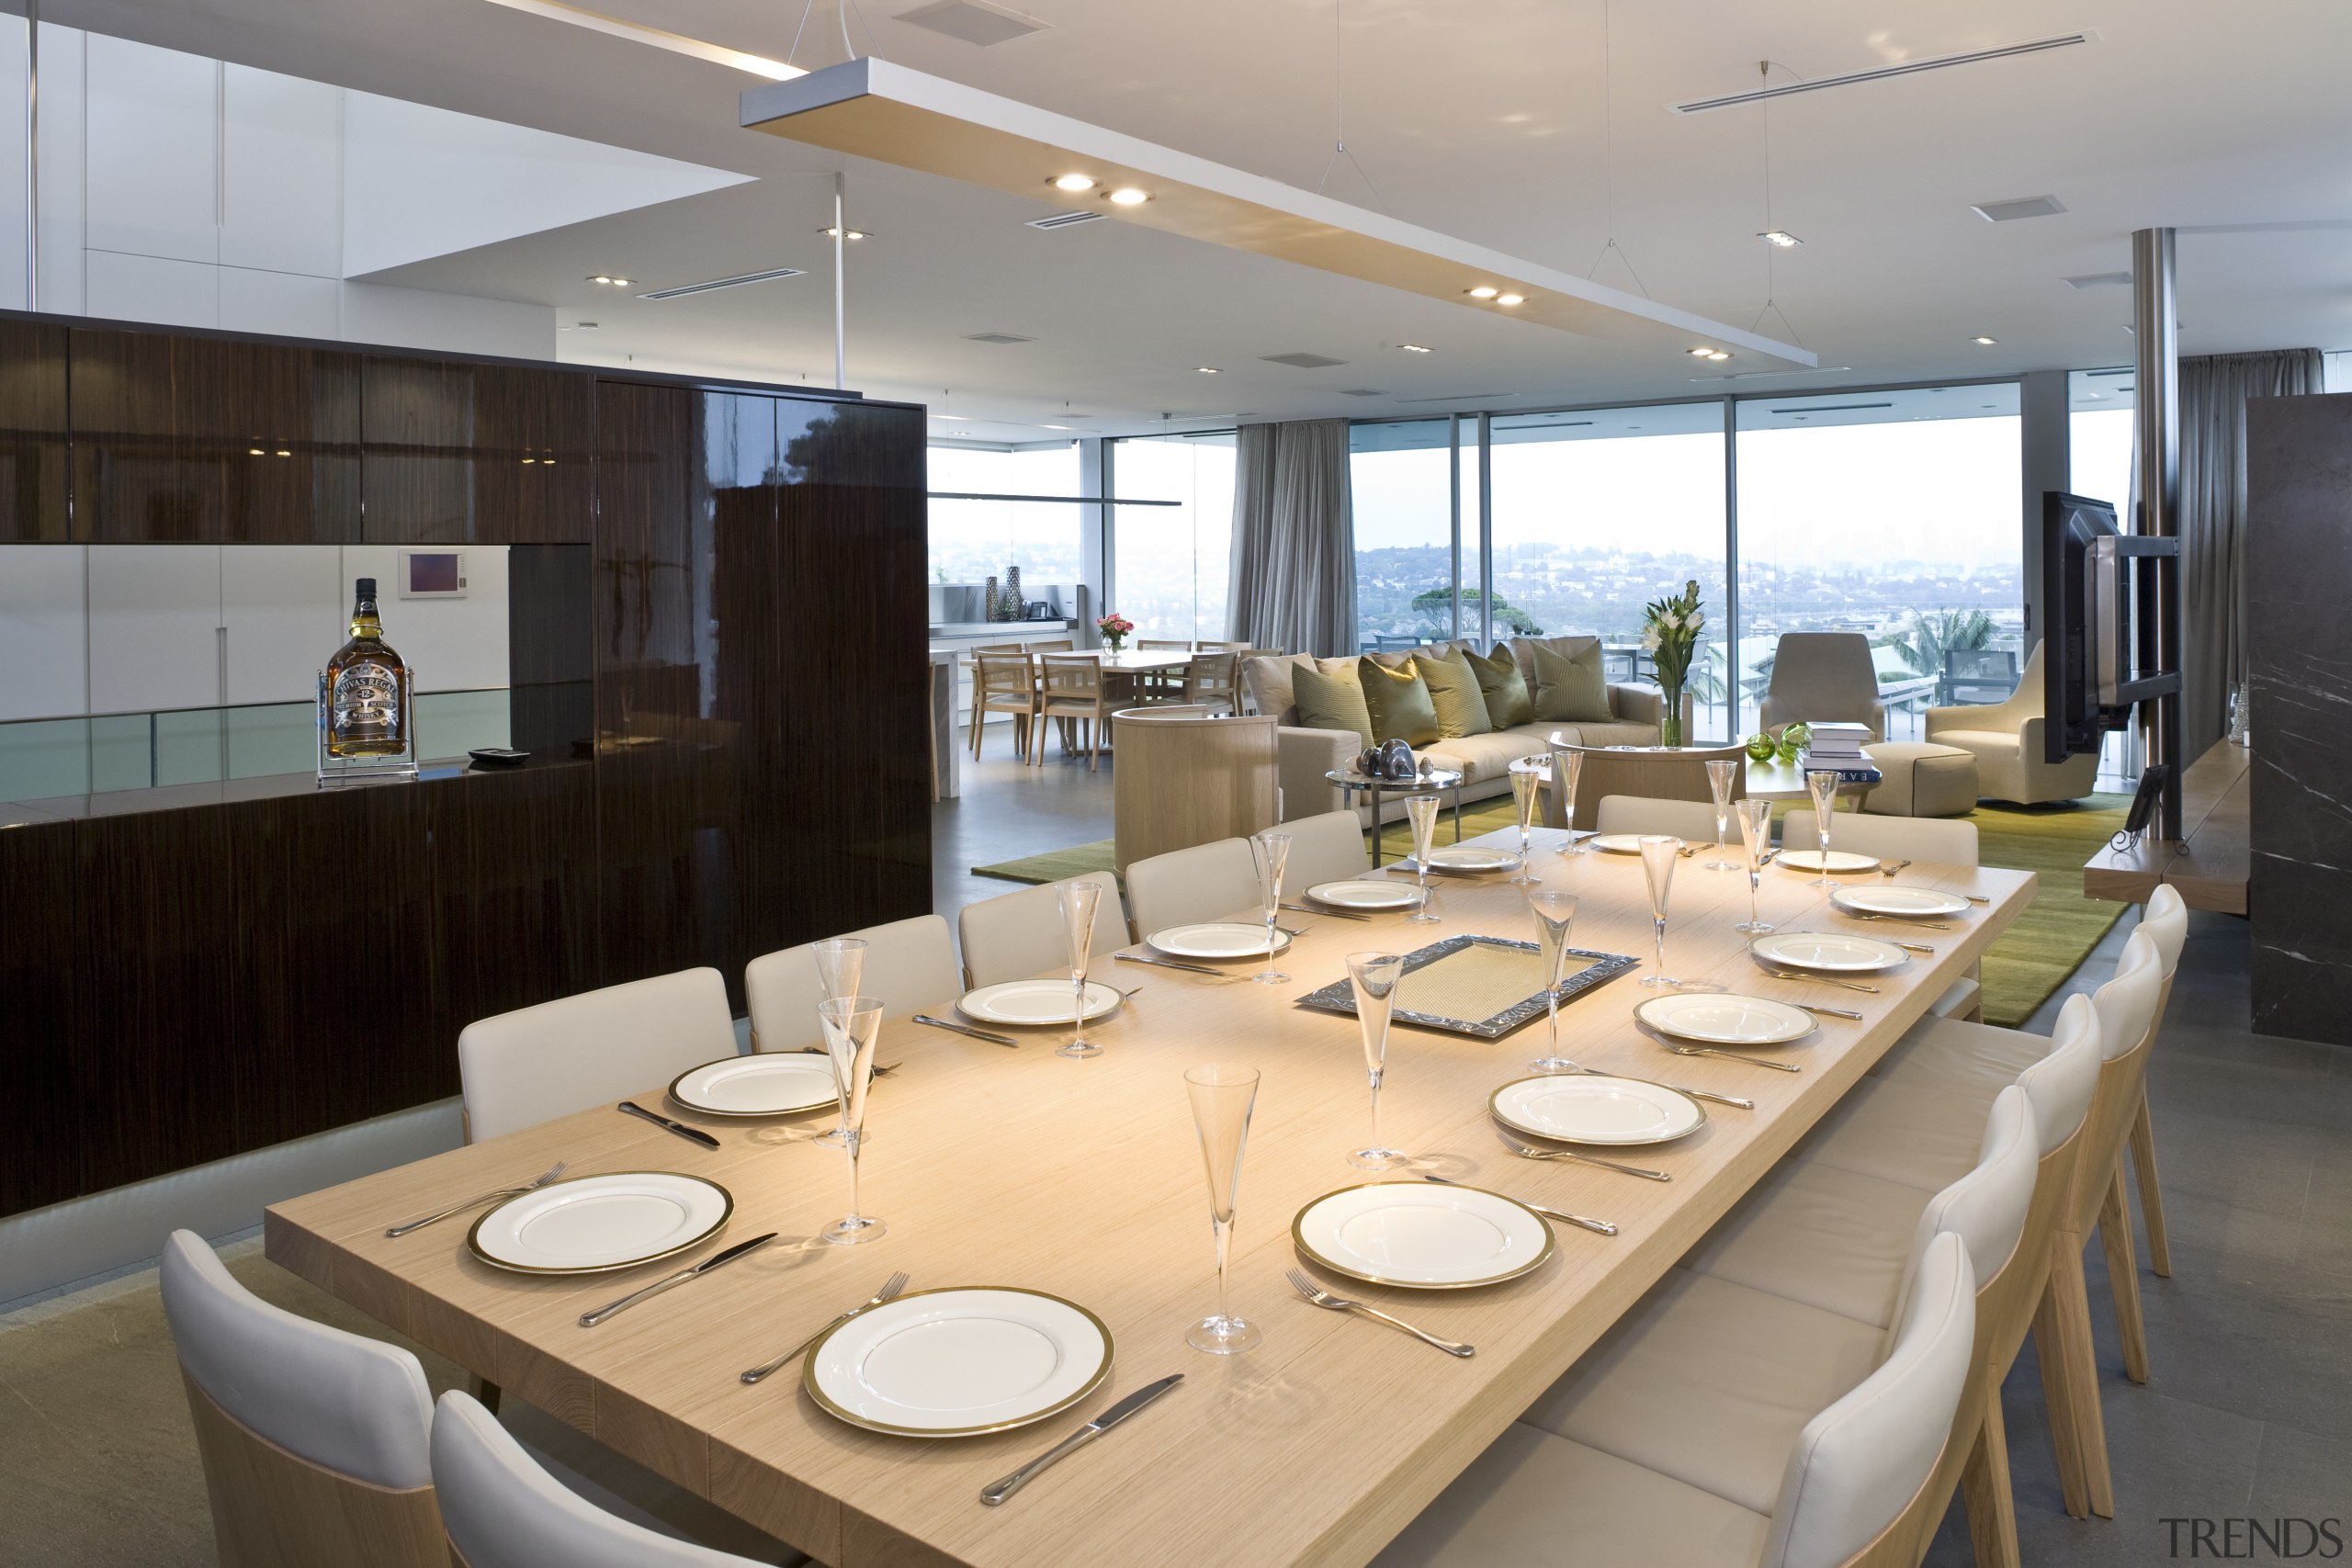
970,793,2131,1027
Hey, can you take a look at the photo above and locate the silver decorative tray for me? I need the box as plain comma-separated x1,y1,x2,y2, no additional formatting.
1293,935,1638,1040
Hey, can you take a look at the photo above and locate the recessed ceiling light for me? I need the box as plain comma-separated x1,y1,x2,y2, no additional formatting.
1496,293,1527,306
1050,174,1096,192
1196,367,1220,374
1399,343,1432,353
1688,346,1715,357
1758,231,1803,248
819,226,870,240
1466,286,1499,299
588,274,632,285
1705,350,1731,361
1040,423,1072,430
1106,187,1150,206
1972,335,1998,345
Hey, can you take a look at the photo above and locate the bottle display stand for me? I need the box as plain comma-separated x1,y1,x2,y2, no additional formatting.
316,670,419,787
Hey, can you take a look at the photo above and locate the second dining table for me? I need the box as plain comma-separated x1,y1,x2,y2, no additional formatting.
266,822,2031,1568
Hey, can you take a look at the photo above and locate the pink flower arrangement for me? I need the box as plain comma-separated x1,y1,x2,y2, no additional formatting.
1095,612,1134,649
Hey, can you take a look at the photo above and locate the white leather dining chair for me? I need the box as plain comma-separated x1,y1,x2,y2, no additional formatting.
457,968,737,1143
161,1230,444,1568
744,914,963,1052
431,1392,768,1568
1782,808,1983,1018
1592,795,1724,841
1124,837,1262,938
1276,809,1374,891
957,872,1127,988
1373,1232,1979,1568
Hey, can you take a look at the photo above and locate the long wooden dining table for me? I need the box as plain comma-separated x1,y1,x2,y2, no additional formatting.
266,823,2031,1568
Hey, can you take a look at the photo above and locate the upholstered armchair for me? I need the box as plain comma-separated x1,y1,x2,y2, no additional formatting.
1757,633,1887,742
1926,642,2099,805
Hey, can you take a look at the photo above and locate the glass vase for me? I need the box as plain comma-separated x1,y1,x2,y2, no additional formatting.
1658,682,1684,749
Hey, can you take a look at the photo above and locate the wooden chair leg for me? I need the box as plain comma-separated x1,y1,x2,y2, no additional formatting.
1962,1386,2022,1568
2033,1235,2115,1518
2099,1162,2152,1385
472,1376,502,1416
2130,1090,2173,1277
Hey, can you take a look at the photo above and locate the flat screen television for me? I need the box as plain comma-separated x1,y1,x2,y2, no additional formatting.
2041,491,2180,762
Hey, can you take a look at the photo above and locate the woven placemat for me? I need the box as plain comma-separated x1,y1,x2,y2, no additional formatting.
1399,942,1548,1021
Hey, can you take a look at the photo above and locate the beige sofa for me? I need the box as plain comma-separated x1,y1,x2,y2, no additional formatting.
1924,643,2099,806
1246,637,1672,825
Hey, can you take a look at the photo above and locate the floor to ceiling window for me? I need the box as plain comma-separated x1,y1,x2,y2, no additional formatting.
1487,402,1732,737
2069,367,2135,519
1108,432,1237,643
1350,419,1463,652
925,442,1085,611
1733,384,2024,738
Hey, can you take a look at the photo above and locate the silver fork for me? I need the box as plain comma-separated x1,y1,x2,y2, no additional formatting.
1878,858,1913,878
1653,1037,1804,1072
1284,1269,1474,1357
1493,1126,1670,1180
1422,1175,1617,1235
386,1161,567,1237
1844,911,1950,932
740,1270,910,1383
1756,964,1880,994
793,1046,902,1076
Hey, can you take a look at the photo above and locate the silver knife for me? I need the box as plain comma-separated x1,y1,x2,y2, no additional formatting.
618,1100,719,1149
1283,901,1368,920
1114,953,1227,976
978,1375,1184,1506
1792,1001,1866,1021
912,1014,1020,1047
578,1233,778,1326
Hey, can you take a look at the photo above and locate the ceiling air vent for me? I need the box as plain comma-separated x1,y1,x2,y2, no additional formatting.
638,266,805,299
895,0,1048,46
1972,195,2068,223
965,332,1035,344
1261,352,1347,369
1027,210,1105,231
1338,389,1389,398
2064,271,2132,289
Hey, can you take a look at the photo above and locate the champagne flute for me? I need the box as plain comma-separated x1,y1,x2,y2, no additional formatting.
1057,882,1103,1058
1250,830,1293,985
1526,891,1582,1075
1184,1063,1263,1355
1545,737,1587,852
1508,761,1543,885
1703,761,1740,871
1405,795,1442,923
1638,835,1684,989
816,996,885,1245
1735,796,1777,934
1805,769,1841,889
807,938,867,1147
1345,953,1409,1169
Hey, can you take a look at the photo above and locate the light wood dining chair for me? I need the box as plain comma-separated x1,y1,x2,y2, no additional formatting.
1592,795,1725,841
1036,653,1116,770
431,1393,765,1568
1374,1231,1980,1568
162,1230,444,1568
1277,808,1373,891
1136,639,1195,699
2122,886,2187,1280
456,968,737,1142
1180,651,1242,716
969,649,1041,762
1783,808,1984,1018
745,915,962,1051
957,872,1128,987
1125,836,1261,937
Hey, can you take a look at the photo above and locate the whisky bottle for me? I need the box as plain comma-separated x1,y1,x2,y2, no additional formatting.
324,578,412,758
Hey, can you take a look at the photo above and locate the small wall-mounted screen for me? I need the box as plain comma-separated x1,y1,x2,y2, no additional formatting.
401,550,467,598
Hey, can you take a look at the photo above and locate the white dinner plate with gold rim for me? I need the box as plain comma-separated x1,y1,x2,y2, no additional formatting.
803,1287,1113,1437
1634,992,1816,1047
1419,846,1521,874
1148,922,1292,960
1292,1182,1554,1290
1749,931,1909,974
1490,1075,1706,1146
1306,879,1423,911
1776,849,1880,874
1587,833,1647,854
1831,886,1973,919
668,1055,838,1117
958,979,1124,1026
468,1172,731,1275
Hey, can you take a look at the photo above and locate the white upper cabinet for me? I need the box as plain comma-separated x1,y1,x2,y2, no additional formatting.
221,65,340,277
84,35,219,265
0,546,89,722
87,545,223,715
221,546,344,705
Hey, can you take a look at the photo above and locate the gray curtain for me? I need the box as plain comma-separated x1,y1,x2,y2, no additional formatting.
2178,348,2323,753
1227,419,1357,656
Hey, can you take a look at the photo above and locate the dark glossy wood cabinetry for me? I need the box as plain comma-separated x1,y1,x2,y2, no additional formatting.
0,311,929,1218
0,319,68,540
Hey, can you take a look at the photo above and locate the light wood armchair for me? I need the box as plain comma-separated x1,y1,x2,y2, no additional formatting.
971,650,1042,761
1037,654,1115,770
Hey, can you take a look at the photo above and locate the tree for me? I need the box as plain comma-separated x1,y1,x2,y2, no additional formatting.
1410,586,1544,638
1886,608,1996,704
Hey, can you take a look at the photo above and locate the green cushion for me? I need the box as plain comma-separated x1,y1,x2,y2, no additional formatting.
1359,658,1441,746
1291,660,1376,749
1417,648,1493,739
1465,644,1534,729
1530,640,1613,723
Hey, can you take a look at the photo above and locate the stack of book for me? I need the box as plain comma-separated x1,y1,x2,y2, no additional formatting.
1800,722,1883,784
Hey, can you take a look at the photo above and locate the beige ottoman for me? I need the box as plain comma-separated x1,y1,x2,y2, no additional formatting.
1862,741,1980,818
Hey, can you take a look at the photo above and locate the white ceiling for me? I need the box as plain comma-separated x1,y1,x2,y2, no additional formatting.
50,0,2352,439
